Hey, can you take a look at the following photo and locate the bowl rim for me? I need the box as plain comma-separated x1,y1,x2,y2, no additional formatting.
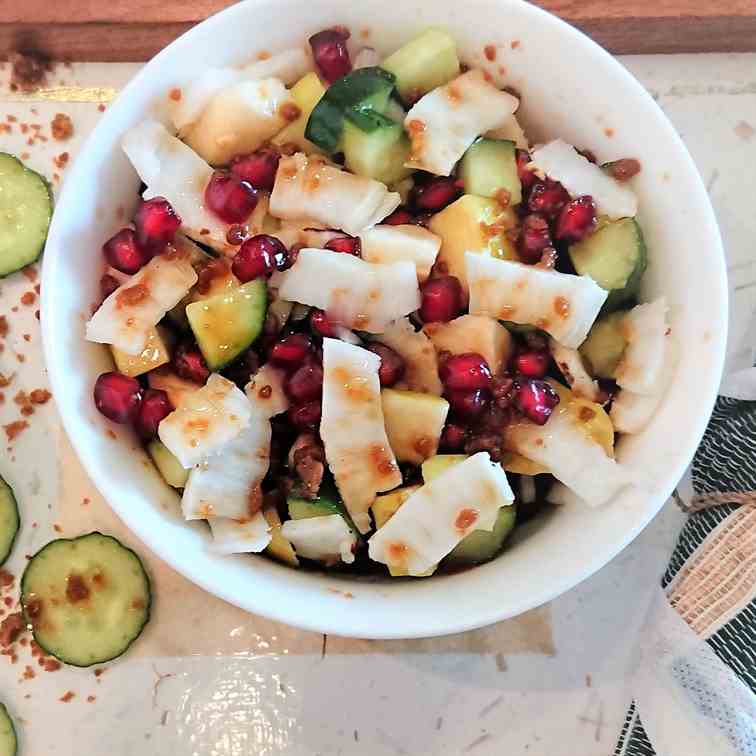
41,0,728,638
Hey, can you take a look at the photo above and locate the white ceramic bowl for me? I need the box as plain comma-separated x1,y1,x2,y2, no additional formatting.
41,0,727,638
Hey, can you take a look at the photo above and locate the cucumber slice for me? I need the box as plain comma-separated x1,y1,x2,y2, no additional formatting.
579,311,628,378
186,279,267,370
342,110,412,185
444,505,516,566
147,440,189,488
0,153,53,277
288,490,342,520
305,67,396,153
459,139,522,205
21,532,151,667
0,477,19,567
0,703,16,756
569,217,647,310
381,28,460,104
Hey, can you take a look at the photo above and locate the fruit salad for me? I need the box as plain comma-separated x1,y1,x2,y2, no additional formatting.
85,27,674,576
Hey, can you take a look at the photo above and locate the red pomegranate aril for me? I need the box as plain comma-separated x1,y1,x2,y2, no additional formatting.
309,309,336,338
99,273,120,301
440,423,467,451
135,389,173,440
555,195,597,243
419,276,464,323
516,149,538,193
447,388,491,421
440,353,493,392
230,148,280,191
514,350,549,378
515,379,560,425
134,197,181,251
173,343,210,385
102,228,151,275
288,400,322,430
93,372,142,424
382,207,415,226
204,170,258,224
324,235,361,256
232,234,288,282
285,361,324,403
413,177,461,212
528,180,570,219
309,28,352,83
518,214,552,264
365,343,406,387
270,333,313,368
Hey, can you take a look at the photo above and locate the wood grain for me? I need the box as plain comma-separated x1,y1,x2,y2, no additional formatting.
2,0,756,60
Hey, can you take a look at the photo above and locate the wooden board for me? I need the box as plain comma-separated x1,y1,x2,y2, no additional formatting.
2,0,756,60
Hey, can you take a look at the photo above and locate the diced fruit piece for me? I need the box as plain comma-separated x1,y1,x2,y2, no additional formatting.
486,113,528,150
413,177,462,212
517,214,552,264
420,276,464,323
381,28,460,104
309,28,352,83
439,353,492,391
365,343,406,387
135,389,173,440
0,475,20,567
103,228,151,274
568,217,647,311
281,514,357,565
421,453,467,482
459,139,522,205
147,368,200,408
204,170,258,224
207,513,271,554
186,279,267,369
499,452,548,476
439,423,467,451
382,207,415,226
444,506,516,565
173,341,210,384
111,326,170,378
516,149,538,193
288,488,344,520
310,309,336,337
372,485,421,529
232,234,287,282
147,439,189,488
270,333,313,368
342,110,412,185
134,197,181,252
263,507,299,567
579,311,628,379
527,180,570,219
513,350,549,378
93,372,142,424
446,388,490,421
285,361,324,403
549,340,599,401
514,378,560,425
602,158,642,182
272,73,327,154
288,400,322,430
324,235,361,256
230,148,280,191
555,195,597,243
381,388,449,464
360,224,440,282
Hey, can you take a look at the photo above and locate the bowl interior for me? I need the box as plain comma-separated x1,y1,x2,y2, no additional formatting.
41,0,727,638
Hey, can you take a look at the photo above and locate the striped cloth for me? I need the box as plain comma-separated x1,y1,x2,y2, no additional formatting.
615,397,756,756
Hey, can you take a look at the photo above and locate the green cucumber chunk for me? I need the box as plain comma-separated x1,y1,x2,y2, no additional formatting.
459,139,522,205
305,67,396,153
147,440,189,488
569,217,647,310
381,28,460,104
444,505,516,566
342,109,412,185
186,279,267,370
0,153,53,277
0,703,17,756
21,532,151,667
0,476,19,567
579,311,628,378
288,490,342,520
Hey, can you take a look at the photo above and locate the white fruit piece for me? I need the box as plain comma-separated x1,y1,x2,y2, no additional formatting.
148,368,201,409
424,314,512,375
530,139,638,219
86,250,197,355
370,318,442,395
184,78,294,165
158,375,252,469
466,253,607,349
360,224,441,283
122,120,237,255
404,70,519,176
272,249,420,333
486,113,529,149
269,152,401,235
614,298,668,395
320,339,402,533
550,340,600,402
368,452,514,576
244,363,289,418
273,222,342,250
352,47,381,69
207,512,272,554
281,515,357,564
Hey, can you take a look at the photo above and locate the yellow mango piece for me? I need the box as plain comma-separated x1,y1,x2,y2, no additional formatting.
381,389,449,465
271,72,326,154
371,485,420,530
111,327,170,378
263,507,299,567
500,452,549,476
420,454,467,483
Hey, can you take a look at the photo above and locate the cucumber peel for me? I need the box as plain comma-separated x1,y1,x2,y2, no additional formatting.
0,476,19,567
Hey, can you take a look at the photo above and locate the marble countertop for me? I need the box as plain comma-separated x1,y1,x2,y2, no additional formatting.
0,52,754,755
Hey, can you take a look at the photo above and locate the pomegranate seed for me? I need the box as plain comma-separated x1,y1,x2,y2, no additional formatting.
365,343,406,387
283,243,304,270
99,273,120,301
232,234,287,282
285,361,324,403
310,309,336,338
604,158,641,182
134,197,181,251
309,28,352,83
514,350,549,378
440,353,492,391
528,180,570,219
555,195,597,243
93,372,142,424
230,148,280,191
135,388,173,440
204,170,258,224
173,343,210,385
446,388,491,421
324,235,361,256
420,276,464,323
413,177,461,212
518,214,552,264
102,228,151,274
288,400,322,430
382,207,415,226
440,423,467,451
270,334,313,368
515,379,560,425
516,149,538,193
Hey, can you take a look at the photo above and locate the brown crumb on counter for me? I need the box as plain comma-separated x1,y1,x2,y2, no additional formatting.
86,695,96,703
51,113,74,141
94,668,107,677
59,691,75,703
53,152,69,170
0,613,24,646
22,665,35,680
511,39,520,49
0,570,13,588
81,497,90,507
98,104,106,113
30,389,51,405
603,127,615,138
44,658,61,672
22,334,30,343
15,354,26,364
169,87,182,102
3,421,28,441
484,44,497,62
20,291,36,306
0,316,8,338
53,524,62,533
